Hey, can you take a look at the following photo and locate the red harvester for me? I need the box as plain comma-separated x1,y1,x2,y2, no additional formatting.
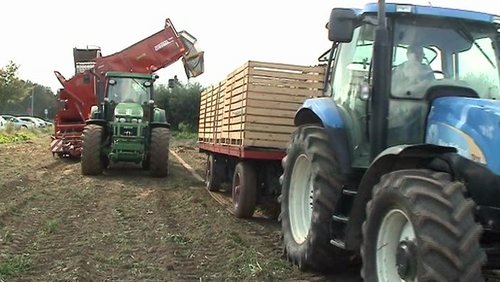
51,18,203,157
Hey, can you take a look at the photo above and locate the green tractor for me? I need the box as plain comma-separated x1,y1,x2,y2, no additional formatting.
81,72,170,177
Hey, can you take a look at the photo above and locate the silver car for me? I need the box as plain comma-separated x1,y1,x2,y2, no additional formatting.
1,115,34,129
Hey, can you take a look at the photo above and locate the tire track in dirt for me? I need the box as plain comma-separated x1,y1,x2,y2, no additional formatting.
2,136,340,281
0,138,79,267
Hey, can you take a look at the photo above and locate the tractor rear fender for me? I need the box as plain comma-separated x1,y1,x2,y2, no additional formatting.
150,108,170,129
344,144,457,250
86,119,107,128
294,97,351,174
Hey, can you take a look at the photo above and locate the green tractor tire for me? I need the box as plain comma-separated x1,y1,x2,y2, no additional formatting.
81,124,105,175
149,127,170,177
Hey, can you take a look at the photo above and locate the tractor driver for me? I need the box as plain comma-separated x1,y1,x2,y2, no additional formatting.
391,44,435,98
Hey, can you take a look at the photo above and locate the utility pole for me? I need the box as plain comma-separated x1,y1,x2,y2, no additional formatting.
31,88,34,116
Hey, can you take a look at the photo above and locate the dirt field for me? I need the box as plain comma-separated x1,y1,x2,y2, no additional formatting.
0,133,362,281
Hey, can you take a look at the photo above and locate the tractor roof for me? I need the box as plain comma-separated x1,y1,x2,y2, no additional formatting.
105,72,155,79
361,3,499,23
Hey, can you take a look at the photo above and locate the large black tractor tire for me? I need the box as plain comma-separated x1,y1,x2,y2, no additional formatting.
81,124,105,175
149,127,170,177
232,161,257,218
280,125,351,272
361,169,486,282
206,154,221,192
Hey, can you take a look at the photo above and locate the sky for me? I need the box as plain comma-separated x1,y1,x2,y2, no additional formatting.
0,0,498,93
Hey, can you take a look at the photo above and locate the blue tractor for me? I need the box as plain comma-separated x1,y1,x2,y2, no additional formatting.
280,1,500,280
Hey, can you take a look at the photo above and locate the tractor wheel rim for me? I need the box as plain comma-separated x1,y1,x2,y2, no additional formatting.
289,153,313,244
376,209,417,282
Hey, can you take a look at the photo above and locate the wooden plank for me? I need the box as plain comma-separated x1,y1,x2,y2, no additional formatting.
245,123,296,134
246,99,302,111
246,107,296,118
245,131,292,142
248,60,326,73
248,84,321,97
242,139,288,149
248,69,325,85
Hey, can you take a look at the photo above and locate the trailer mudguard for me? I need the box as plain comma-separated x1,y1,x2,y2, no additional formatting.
294,97,351,174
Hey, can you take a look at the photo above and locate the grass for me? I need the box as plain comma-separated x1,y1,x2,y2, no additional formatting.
42,219,59,235
0,254,32,280
171,130,197,141
0,124,53,144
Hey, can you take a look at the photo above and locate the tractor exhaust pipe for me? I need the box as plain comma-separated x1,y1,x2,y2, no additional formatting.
370,0,390,160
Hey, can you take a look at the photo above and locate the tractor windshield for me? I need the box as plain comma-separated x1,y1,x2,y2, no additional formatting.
107,77,152,104
391,17,500,99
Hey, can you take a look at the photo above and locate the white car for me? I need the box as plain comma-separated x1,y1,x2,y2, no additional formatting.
0,116,6,129
18,116,46,128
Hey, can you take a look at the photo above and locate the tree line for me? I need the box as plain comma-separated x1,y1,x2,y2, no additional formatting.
0,61,204,132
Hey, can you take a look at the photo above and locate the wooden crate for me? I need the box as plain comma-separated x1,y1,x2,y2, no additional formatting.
198,60,325,150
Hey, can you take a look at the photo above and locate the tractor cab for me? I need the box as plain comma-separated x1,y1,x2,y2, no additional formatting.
325,3,500,167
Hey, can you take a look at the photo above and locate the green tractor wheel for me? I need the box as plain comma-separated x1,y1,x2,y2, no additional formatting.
81,124,105,175
149,127,170,177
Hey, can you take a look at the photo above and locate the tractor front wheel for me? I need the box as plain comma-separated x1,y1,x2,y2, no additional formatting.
81,124,105,175
361,169,486,281
232,161,257,218
280,125,351,272
149,127,170,177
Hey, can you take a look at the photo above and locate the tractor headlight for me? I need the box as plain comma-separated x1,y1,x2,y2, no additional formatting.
119,117,126,123
138,119,142,123
131,118,138,123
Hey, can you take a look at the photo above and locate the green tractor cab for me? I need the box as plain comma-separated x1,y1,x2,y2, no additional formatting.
81,72,170,177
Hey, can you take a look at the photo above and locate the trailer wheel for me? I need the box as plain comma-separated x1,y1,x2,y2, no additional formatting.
280,125,351,272
206,154,220,191
361,169,486,281
232,161,257,218
149,127,170,177
81,124,104,175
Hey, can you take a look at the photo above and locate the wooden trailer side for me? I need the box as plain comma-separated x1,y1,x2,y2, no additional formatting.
223,61,325,149
198,60,326,151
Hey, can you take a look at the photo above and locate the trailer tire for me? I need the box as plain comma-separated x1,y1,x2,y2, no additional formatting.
232,161,257,218
361,169,486,282
149,127,170,177
206,154,220,191
280,125,351,272
81,124,104,175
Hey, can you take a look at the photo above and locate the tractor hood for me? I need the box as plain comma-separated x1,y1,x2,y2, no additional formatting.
114,103,143,119
426,97,500,174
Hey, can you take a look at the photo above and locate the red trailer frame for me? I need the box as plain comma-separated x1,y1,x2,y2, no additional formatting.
197,142,285,161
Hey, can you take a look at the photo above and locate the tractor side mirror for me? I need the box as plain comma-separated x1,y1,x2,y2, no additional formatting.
328,8,358,42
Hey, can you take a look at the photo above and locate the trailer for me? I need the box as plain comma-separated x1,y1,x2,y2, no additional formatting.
197,60,325,218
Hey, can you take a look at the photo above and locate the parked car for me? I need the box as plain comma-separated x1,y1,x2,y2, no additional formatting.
0,116,6,129
18,116,46,128
1,115,34,130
